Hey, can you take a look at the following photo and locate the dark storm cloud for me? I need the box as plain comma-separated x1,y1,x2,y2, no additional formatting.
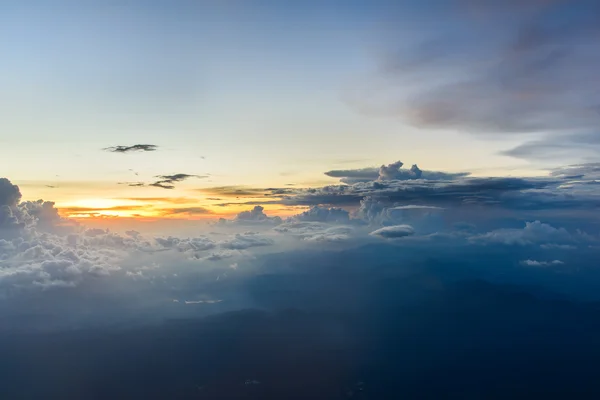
348,0,600,160
103,144,158,153
278,176,559,209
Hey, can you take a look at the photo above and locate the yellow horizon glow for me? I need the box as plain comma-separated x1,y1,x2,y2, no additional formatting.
57,197,304,220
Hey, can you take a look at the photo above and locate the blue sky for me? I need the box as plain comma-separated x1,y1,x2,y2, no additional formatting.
4,0,588,209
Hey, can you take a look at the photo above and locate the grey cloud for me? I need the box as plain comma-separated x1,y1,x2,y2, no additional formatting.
290,206,350,224
119,182,146,187
469,220,576,246
196,186,274,197
550,163,600,180
325,160,469,184
0,178,22,207
220,233,274,250
348,0,600,161
501,132,600,162
150,174,206,190
103,144,158,153
155,236,216,253
219,206,283,226
280,176,558,210
274,221,355,242
149,182,175,189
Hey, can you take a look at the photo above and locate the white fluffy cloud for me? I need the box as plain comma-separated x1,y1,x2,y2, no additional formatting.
520,259,565,267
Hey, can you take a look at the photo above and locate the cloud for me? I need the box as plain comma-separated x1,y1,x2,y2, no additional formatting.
155,236,216,252
220,233,274,250
290,206,350,224
469,221,575,246
346,0,600,161
275,221,355,242
0,178,22,207
325,160,469,184
369,225,415,239
118,182,147,187
103,144,158,153
155,174,206,183
196,186,274,198
219,206,283,226
149,174,207,190
162,207,213,216
520,259,565,267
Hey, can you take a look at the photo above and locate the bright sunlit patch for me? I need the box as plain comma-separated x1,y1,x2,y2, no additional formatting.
67,198,132,209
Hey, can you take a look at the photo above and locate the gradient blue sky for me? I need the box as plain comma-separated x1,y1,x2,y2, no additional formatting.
1,0,597,211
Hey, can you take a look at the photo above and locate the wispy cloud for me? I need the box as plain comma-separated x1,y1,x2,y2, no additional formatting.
161,207,213,216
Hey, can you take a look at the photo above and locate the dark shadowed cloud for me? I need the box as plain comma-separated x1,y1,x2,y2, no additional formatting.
103,144,158,153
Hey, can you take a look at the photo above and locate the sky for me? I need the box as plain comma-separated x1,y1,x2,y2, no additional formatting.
4,0,599,219
2,1,600,398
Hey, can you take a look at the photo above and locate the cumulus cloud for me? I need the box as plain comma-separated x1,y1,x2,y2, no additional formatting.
0,178,161,290
289,206,350,224
325,160,469,184
370,225,415,239
219,206,283,226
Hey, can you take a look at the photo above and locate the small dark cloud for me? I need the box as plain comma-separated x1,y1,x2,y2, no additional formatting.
118,182,146,187
139,174,208,190
155,174,206,183
149,182,175,190
103,144,158,153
